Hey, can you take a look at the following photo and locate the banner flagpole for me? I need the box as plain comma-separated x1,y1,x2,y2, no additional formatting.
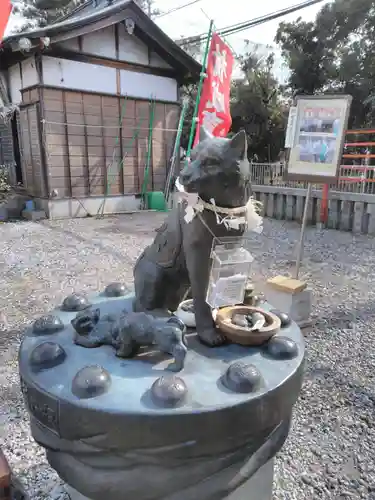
185,19,214,160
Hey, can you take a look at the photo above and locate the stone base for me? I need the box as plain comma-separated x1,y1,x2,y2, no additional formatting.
65,459,274,500
265,276,312,327
22,209,46,221
19,290,304,500
0,206,8,222
0,193,29,219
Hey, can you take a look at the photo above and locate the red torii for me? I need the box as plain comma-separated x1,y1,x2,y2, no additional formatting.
321,129,375,223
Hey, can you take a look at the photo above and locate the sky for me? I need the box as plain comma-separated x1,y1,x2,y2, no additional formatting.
5,0,330,81
155,0,328,47
155,0,329,81
6,0,329,41
153,0,329,82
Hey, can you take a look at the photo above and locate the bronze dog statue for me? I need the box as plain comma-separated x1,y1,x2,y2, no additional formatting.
133,127,260,347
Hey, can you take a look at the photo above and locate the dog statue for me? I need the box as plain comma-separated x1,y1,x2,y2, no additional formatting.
71,308,187,372
133,127,261,347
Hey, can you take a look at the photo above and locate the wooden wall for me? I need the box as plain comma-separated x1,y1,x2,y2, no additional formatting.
0,121,14,167
41,88,179,198
18,88,46,197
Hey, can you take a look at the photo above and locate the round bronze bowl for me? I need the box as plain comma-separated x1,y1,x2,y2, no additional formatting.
215,306,281,346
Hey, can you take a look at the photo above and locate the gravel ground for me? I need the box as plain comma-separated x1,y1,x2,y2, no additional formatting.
1,213,375,500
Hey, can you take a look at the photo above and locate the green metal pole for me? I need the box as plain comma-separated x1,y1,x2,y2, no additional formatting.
185,19,214,159
105,95,128,196
141,97,156,208
97,111,145,218
164,98,189,201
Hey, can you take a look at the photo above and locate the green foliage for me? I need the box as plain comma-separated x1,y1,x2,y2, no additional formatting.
179,42,286,162
276,0,375,128
13,0,160,31
177,39,203,150
179,83,198,150
230,47,287,161
0,169,11,200
12,0,86,30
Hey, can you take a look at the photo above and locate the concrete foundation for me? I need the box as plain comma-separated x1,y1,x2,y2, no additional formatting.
0,205,8,222
22,209,46,221
0,193,29,219
36,195,141,219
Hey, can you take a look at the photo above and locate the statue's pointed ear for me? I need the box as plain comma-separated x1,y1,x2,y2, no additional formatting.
199,126,212,142
229,130,247,159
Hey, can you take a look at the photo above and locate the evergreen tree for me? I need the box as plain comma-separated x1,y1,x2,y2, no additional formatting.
276,0,375,127
12,0,160,32
12,0,86,30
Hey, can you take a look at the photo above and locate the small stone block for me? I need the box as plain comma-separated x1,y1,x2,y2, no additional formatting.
22,209,46,221
264,286,312,326
266,275,307,295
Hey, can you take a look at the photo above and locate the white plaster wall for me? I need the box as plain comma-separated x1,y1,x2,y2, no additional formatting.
59,38,80,51
42,56,178,102
120,71,178,102
149,51,172,69
42,56,117,94
21,57,38,89
54,28,172,69
8,64,22,104
118,23,148,65
8,57,39,104
82,26,116,59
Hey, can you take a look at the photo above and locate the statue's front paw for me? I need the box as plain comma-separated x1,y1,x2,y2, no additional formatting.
115,341,140,358
197,327,226,347
167,362,183,372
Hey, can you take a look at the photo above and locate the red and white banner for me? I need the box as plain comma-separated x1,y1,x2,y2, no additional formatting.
0,0,12,41
194,32,234,146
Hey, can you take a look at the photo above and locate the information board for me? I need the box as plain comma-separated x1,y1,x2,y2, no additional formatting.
286,95,352,183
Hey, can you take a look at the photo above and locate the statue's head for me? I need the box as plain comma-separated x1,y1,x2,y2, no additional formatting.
71,308,101,335
179,127,251,208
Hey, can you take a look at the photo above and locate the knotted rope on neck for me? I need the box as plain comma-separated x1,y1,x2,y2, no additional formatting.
175,178,263,233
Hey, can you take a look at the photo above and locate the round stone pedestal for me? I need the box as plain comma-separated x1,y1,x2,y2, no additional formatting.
66,459,274,500
18,286,305,500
